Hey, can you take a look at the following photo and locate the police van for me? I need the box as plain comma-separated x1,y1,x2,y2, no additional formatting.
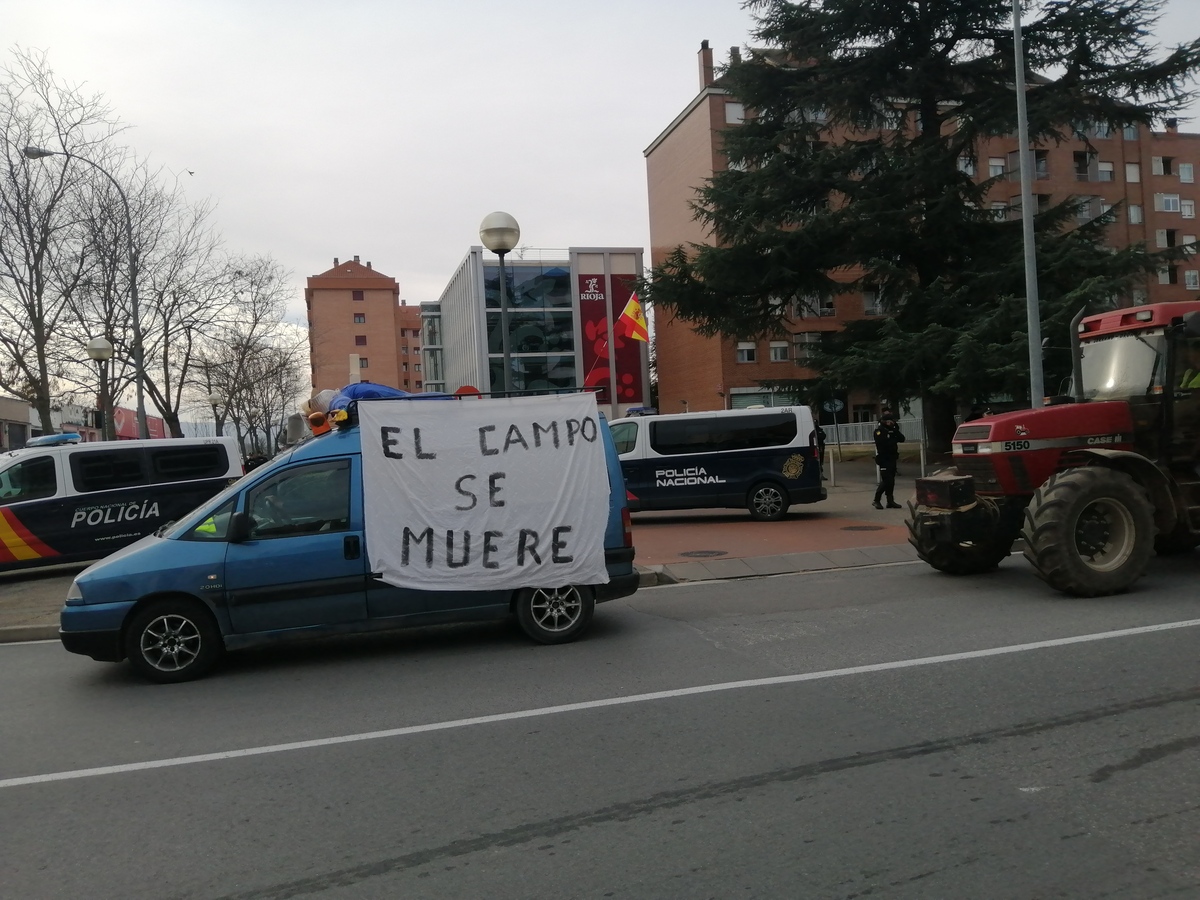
608,406,826,520
0,434,242,572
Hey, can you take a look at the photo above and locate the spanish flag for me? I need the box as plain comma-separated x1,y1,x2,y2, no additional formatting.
617,293,649,342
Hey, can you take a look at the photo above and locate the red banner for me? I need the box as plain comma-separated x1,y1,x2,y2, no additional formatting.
111,406,167,439
578,274,644,405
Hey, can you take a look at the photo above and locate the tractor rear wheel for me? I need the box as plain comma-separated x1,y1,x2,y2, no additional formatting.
905,499,1017,575
1021,467,1154,597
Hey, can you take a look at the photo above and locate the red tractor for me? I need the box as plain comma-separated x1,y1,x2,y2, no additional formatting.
908,301,1200,596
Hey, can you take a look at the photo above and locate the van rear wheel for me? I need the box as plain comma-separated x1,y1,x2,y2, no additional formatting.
747,481,788,521
124,598,223,683
515,586,594,644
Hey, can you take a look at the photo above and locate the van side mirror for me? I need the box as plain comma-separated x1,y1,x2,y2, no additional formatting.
228,511,251,543
1185,311,1200,338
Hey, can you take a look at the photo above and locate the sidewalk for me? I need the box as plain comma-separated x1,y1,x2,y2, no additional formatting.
0,457,927,644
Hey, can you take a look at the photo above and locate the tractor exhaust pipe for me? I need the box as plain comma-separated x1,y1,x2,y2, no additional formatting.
1070,306,1086,403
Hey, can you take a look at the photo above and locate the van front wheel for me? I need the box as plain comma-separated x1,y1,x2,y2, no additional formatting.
748,482,788,521
124,599,224,683
515,586,594,644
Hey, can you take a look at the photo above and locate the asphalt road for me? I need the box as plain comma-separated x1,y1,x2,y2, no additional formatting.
3,557,1199,899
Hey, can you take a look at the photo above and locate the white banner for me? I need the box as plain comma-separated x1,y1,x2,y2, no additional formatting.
358,394,611,591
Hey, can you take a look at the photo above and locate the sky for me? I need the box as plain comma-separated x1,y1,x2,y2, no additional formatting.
6,0,1200,327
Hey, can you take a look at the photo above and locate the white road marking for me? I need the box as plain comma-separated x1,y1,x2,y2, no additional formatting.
4,617,1199,790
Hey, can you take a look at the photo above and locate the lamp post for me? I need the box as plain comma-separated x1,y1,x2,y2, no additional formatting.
1011,1,1044,408
479,212,520,395
207,392,224,437
85,336,114,441
24,145,149,438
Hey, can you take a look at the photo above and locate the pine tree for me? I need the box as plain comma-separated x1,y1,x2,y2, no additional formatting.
648,0,1200,448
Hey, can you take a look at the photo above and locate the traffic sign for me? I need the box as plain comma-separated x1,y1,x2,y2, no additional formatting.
822,399,845,413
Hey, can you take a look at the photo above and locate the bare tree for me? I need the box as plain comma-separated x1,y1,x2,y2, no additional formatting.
0,48,121,431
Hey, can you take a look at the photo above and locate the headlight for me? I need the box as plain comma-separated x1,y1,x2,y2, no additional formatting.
66,580,83,603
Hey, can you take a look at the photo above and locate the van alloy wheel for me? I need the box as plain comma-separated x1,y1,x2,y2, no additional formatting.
515,586,595,645
747,482,787,521
139,614,203,672
124,599,224,683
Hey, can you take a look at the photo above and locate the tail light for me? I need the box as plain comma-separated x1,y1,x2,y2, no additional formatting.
622,506,633,548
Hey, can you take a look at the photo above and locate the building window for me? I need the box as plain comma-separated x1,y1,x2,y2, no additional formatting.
414,364,421,372
1187,270,1200,290
355,335,367,346
725,102,745,124
1181,163,1195,184
1098,161,1114,181
957,157,976,177
1156,229,1178,248
736,341,757,363
1126,162,1141,182
1123,124,1139,140
862,288,884,316
416,381,423,389
352,290,364,301
1153,156,1174,176
991,201,1008,221
819,297,836,317
1159,267,1178,285
353,313,365,324
1129,204,1144,224
402,362,408,372
1077,197,1098,223
1159,193,1182,213
793,333,821,362
988,157,1005,178
1073,151,1092,180
1183,199,1196,219
769,341,789,362
359,357,369,368
402,346,408,355
1093,122,1112,138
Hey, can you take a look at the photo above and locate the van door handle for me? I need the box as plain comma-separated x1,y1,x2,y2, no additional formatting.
344,535,361,559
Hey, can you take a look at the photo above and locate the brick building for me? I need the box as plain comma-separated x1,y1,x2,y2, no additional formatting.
645,42,1200,422
305,256,424,394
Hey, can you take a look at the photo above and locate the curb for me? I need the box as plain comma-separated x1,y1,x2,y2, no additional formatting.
0,625,59,644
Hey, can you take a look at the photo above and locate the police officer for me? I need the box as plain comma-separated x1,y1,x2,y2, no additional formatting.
872,412,905,509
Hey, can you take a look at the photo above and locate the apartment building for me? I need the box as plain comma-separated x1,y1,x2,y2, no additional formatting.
645,42,1200,420
305,256,424,394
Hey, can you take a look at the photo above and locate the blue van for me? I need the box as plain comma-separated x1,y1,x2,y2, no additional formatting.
59,398,638,682
608,406,826,520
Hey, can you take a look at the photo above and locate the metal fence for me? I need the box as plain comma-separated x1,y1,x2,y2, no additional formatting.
826,417,923,445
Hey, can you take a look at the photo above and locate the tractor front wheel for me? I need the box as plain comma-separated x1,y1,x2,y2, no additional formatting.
1021,467,1154,597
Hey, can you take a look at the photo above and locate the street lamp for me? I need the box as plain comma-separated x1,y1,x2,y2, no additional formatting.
24,145,149,438
207,392,224,437
85,336,114,441
479,211,520,395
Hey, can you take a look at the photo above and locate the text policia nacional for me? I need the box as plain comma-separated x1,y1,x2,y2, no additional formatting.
377,416,600,570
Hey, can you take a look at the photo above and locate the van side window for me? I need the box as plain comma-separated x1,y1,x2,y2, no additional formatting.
245,459,351,539
72,450,148,493
609,421,639,454
650,413,797,455
150,445,229,482
0,456,57,504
